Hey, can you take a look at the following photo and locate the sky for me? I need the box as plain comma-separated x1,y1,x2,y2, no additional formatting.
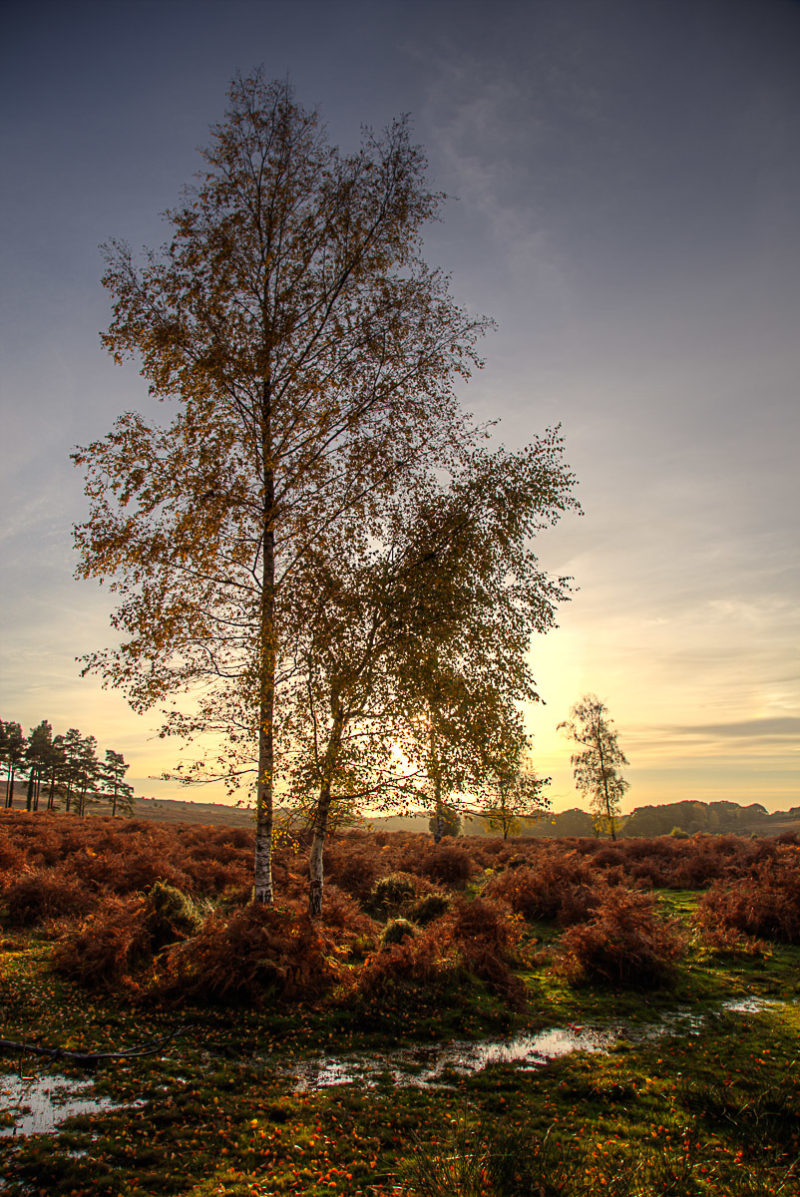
1,0,798,813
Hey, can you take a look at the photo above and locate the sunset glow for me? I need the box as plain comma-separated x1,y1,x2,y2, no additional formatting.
2,0,797,814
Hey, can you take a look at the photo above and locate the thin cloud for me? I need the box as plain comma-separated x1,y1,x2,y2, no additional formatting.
671,717,800,739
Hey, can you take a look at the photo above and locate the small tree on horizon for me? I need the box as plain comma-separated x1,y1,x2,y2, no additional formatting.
476,752,551,840
25,720,53,811
558,695,629,840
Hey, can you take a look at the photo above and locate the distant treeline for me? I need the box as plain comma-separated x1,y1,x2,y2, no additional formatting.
479,798,794,839
0,718,134,816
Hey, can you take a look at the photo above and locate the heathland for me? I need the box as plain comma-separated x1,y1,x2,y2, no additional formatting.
2,812,800,1195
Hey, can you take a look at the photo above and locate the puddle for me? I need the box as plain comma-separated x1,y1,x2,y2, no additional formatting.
289,995,784,1092
291,1023,617,1091
0,1073,138,1138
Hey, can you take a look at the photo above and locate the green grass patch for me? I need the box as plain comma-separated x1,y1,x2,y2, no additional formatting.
2,909,800,1195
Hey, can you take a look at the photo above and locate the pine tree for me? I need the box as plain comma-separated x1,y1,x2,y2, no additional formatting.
101,750,134,817
3,722,24,808
25,721,53,812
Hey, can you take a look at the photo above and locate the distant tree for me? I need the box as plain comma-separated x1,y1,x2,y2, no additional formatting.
477,752,551,840
25,720,53,811
551,807,597,837
74,735,101,816
60,728,82,813
60,729,100,815
428,803,462,839
620,803,668,838
3,722,25,808
0,722,9,805
415,669,527,845
559,695,629,840
46,734,67,811
73,72,489,905
101,750,135,817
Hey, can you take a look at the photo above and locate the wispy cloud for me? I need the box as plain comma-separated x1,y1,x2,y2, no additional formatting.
670,717,800,739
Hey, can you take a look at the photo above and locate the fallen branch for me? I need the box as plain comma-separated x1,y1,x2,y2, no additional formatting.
0,1024,195,1066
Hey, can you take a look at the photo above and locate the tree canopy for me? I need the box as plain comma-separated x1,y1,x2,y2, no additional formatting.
281,440,575,911
74,73,577,908
0,717,133,815
74,73,491,902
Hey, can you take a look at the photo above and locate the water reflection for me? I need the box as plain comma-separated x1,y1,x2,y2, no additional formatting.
291,1023,617,1091
0,1073,130,1137
289,996,782,1092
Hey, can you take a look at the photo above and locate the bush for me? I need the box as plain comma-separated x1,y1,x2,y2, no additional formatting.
320,885,379,958
0,838,25,874
323,843,380,901
366,872,418,918
381,917,417,946
418,844,475,887
144,881,202,949
484,855,601,926
697,920,766,957
350,923,460,1010
74,847,189,895
4,868,94,927
156,903,337,1005
409,891,451,925
557,887,685,989
52,895,151,989
451,897,526,1007
697,859,800,943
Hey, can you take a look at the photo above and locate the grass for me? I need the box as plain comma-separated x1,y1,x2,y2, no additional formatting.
3,983,799,1195
2,820,800,1194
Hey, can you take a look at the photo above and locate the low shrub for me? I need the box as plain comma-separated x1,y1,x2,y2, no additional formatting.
4,868,94,927
697,920,767,957
696,859,800,943
451,896,519,956
484,855,602,926
366,872,418,918
504,854,529,870
320,885,379,952
451,896,526,1007
557,887,685,989
349,923,460,1009
78,848,189,895
0,838,25,874
144,881,202,949
418,844,476,887
180,856,251,894
52,895,151,989
156,902,336,1005
323,842,380,901
381,917,417,946
409,890,451,925
592,846,625,869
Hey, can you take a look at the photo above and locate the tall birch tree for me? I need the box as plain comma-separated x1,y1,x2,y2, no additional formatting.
73,73,485,902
